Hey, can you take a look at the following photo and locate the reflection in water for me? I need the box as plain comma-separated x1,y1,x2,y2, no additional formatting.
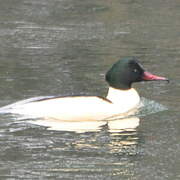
0,116,139,179
28,116,140,133
0,96,168,179
2,96,167,158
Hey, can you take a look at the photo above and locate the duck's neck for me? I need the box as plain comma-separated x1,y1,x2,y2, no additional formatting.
106,87,140,107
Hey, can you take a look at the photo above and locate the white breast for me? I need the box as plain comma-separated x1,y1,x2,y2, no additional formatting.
106,87,140,111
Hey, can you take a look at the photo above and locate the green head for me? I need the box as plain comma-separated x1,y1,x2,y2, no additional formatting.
105,57,168,90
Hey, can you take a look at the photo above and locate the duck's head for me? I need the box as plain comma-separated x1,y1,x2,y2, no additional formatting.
106,57,169,90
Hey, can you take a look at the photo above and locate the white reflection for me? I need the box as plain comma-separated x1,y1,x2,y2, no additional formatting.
28,116,139,133
108,117,139,133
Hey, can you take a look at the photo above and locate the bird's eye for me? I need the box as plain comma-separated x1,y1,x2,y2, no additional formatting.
133,69,138,73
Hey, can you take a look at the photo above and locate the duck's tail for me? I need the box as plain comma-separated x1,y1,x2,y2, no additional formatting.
0,96,55,114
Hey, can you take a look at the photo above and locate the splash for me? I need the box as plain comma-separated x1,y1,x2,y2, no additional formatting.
137,97,168,117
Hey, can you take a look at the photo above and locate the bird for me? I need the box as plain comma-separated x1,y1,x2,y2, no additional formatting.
0,57,168,121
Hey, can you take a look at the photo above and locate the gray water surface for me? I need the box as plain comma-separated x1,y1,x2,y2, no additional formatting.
0,0,179,179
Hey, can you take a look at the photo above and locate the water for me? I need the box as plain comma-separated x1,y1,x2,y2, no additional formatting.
0,0,179,179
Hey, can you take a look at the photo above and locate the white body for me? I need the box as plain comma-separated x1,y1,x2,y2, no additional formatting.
0,87,140,121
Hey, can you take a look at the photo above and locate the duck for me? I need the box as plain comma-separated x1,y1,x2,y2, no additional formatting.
0,57,168,121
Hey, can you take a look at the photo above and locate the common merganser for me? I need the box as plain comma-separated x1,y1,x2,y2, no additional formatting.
0,57,168,121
